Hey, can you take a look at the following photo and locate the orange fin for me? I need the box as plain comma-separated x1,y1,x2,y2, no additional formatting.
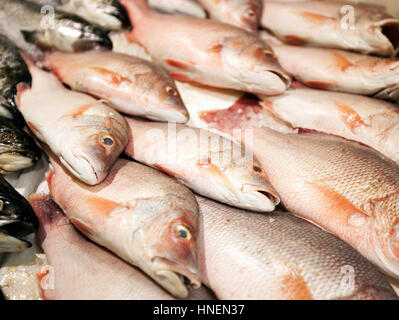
154,163,178,178
83,195,123,217
169,72,190,81
90,67,130,86
334,101,367,132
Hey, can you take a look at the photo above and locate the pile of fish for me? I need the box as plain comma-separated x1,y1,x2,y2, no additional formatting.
0,0,398,300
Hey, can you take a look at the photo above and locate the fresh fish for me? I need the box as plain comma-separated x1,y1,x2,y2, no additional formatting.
149,0,206,18
0,175,38,253
0,0,112,52
16,58,129,185
124,117,280,212
219,128,399,279
260,87,399,165
259,31,399,101
48,158,201,298
261,0,399,57
175,81,296,138
43,50,189,123
31,0,130,30
0,34,31,125
120,0,291,96
0,116,41,174
198,0,262,32
197,196,398,300
29,194,175,300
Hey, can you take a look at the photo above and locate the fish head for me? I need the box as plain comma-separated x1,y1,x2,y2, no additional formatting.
130,197,201,298
24,13,112,53
220,36,291,95
225,1,262,32
0,117,41,173
61,102,129,185
0,177,38,252
210,151,280,211
142,68,189,123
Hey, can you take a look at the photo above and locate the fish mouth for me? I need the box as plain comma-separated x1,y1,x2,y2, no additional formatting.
152,257,201,298
59,153,99,185
0,152,36,173
0,219,34,253
269,70,292,90
378,20,399,55
241,184,281,211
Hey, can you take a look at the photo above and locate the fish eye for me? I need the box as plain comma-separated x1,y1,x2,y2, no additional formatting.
246,9,255,17
175,225,192,240
101,136,114,146
263,50,276,58
0,132,12,143
166,86,178,97
253,165,263,173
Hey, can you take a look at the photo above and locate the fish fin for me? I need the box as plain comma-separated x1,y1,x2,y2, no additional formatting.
154,163,178,178
169,72,190,81
165,59,193,71
82,195,126,218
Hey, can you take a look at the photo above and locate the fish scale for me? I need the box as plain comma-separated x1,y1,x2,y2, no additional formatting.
197,196,398,300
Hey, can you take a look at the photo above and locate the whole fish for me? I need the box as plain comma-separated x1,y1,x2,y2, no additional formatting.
198,0,262,32
0,34,31,125
120,0,291,96
223,128,399,279
0,175,38,253
261,0,399,57
175,81,296,138
260,87,399,165
0,116,41,174
124,117,280,212
259,31,399,101
48,158,201,298
31,0,130,30
16,58,129,185
149,0,206,18
29,194,175,300
43,50,189,123
197,196,398,300
0,0,112,52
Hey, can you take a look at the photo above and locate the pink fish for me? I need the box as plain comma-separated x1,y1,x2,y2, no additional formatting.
48,158,201,298
43,50,189,123
120,0,291,95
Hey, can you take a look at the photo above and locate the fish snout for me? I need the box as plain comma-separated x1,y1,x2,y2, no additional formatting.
152,256,201,298
241,183,280,211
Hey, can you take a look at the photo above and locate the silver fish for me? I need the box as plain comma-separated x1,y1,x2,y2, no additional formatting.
0,0,112,52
